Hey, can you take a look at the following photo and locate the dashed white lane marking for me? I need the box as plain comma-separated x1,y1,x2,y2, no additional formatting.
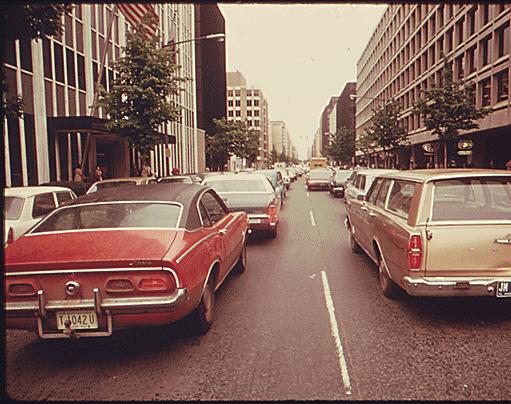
306,192,310,198
309,210,316,226
320,271,352,396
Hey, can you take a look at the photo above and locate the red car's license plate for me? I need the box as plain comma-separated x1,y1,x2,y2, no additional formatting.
56,310,99,329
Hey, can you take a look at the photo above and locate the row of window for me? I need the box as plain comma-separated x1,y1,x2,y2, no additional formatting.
228,89,260,97
227,99,261,107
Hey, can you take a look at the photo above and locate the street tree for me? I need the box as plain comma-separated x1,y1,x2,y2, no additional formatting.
269,146,278,166
206,118,250,171
413,55,491,167
2,3,71,119
98,13,186,162
327,128,356,166
369,98,408,168
232,129,260,167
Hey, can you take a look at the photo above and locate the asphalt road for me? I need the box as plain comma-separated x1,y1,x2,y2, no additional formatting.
5,176,511,400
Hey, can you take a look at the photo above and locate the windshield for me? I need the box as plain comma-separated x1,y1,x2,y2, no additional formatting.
309,170,331,179
4,196,25,220
334,171,353,181
205,179,271,193
31,202,182,232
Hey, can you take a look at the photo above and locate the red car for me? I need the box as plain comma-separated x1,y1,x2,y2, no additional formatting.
4,184,249,339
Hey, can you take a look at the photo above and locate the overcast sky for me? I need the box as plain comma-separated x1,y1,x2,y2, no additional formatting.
218,3,388,159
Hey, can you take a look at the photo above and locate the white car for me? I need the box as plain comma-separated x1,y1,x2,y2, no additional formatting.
86,176,156,194
4,186,77,244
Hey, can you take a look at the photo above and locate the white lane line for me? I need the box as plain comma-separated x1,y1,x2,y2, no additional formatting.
306,192,310,198
320,271,352,396
309,210,316,226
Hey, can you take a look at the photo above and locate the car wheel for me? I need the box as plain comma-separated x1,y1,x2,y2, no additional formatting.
191,277,215,334
378,256,401,299
235,244,247,274
350,231,362,254
268,226,277,239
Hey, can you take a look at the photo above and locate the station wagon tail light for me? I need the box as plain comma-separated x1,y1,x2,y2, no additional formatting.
139,276,175,292
408,235,422,271
8,282,37,297
106,278,135,293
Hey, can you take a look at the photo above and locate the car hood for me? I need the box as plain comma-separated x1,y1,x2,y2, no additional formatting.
218,192,274,213
4,229,178,272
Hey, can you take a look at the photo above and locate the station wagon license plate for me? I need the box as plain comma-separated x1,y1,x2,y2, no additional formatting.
496,282,511,298
249,218,262,224
56,310,98,330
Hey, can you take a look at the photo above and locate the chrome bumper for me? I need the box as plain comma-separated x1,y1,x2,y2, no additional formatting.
402,276,511,297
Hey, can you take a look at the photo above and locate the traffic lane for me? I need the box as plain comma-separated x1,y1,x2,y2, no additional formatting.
307,189,511,400
5,177,348,401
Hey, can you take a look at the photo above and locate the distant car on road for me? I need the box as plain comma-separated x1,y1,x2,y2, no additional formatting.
4,186,77,244
345,169,511,299
86,176,156,194
329,170,355,198
203,173,281,238
4,184,249,338
306,169,331,191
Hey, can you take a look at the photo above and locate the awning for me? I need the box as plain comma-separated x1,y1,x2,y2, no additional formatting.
46,116,176,144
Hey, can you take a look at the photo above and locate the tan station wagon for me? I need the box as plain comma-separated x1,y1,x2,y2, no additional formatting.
345,169,511,299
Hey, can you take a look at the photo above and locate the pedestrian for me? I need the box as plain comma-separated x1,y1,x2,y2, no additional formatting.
171,167,180,175
141,161,150,177
74,165,85,182
506,159,511,170
94,166,103,181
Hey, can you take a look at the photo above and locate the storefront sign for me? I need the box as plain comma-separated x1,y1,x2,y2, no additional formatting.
457,140,474,150
457,150,473,156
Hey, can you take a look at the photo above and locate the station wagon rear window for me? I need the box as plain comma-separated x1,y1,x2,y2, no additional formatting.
31,202,182,232
431,178,511,221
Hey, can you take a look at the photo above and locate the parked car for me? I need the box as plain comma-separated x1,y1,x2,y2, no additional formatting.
345,169,511,299
344,169,397,204
306,169,332,191
86,176,156,194
202,173,281,238
4,184,249,338
157,175,200,184
254,169,287,206
329,169,354,198
287,167,298,181
4,186,77,244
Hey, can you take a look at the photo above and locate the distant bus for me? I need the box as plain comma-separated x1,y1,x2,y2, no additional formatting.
309,157,328,170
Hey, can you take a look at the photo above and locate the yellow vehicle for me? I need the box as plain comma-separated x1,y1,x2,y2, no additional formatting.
309,157,328,170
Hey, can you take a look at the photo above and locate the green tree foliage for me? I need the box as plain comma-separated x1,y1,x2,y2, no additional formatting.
327,128,356,165
3,3,71,119
98,14,186,161
206,118,250,171
232,129,260,166
413,56,491,167
370,98,408,159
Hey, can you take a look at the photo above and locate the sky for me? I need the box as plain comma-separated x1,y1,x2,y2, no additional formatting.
218,3,388,160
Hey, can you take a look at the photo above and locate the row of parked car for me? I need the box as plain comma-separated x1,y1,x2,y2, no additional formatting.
342,168,511,300
3,165,305,340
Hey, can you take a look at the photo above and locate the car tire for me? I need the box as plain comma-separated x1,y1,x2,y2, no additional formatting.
268,226,277,239
350,232,362,254
378,256,401,299
234,244,247,274
191,277,215,334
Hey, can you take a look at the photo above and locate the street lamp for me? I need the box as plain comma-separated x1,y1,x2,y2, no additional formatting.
164,33,225,47
349,93,386,102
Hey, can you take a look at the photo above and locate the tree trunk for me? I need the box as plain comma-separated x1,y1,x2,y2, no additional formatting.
443,141,448,168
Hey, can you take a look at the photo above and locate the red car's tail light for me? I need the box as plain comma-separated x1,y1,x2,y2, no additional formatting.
139,276,176,292
106,278,135,293
408,234,423,271
268,203,278,222
8,283,36,297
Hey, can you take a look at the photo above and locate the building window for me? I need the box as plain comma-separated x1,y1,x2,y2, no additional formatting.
496,23,510,59
254,99,259,107
54,43,65,83
235,110,240,117
247,110,252,116
455,55,464,80
227,90,233,96
480,4,489,26
228,110,233,117
456,18,464,46
42,38,52,79
480,36,490,66
66,49,75,87
481,78,491,107
446,29,453,53
496,69,509,102
19,39,33,72
254,90,260,97
254,110,260,116
246,90,252,96
247,99,252,106
228,100,233,107
235,100,240,107
467,8,476,37
77,54,85,90
234,90,241,96
467,46,476,74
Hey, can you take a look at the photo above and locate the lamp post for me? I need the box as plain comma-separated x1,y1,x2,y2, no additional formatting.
163,33,225,48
